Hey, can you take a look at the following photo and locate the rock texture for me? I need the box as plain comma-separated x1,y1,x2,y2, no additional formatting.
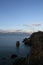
11,54,17,59
27,31,43,65
13,57,27,65
23,38,31,46
16,41,20,47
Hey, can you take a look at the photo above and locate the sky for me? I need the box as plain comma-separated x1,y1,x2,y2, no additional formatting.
0,0,43,32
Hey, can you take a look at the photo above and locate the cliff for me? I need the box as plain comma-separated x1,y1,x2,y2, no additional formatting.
13,31,43,65
27,31,43,65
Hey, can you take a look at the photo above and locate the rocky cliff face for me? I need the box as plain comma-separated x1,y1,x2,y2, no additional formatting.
27,31,43,65
13,31,43,65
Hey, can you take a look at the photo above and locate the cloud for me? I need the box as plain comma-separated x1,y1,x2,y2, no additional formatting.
23,24,30,27
0,29,23,33
32,24,41,26
23,23,41,27
15,29,23,32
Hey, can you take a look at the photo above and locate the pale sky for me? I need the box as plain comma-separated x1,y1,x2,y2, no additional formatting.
0,0,43,32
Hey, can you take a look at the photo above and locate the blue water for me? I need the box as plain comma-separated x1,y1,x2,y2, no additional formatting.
0,33,31,65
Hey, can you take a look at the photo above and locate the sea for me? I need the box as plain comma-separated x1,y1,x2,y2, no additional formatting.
0,33,31,65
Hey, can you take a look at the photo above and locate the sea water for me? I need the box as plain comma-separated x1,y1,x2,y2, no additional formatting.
0,33,31,65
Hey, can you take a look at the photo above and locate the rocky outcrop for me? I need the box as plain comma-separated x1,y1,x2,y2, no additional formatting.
26,31,43,65
23,38,31,46
13,31,43,65
13,57,28,65
11,54,17,59
16,41,20,47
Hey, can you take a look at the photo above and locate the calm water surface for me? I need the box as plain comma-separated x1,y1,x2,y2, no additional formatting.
0,33,31,65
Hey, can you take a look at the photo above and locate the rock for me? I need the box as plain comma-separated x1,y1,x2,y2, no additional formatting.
16,41,20,47
13,57,28,65
26,31,43,65
12,31,43,65
23,38,31,46
11,54,17,59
